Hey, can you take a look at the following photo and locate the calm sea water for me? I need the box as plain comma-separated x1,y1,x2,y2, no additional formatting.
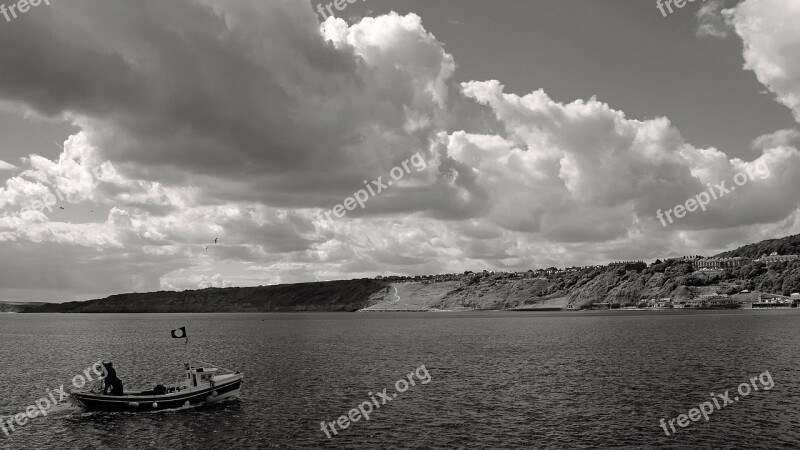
1,311,799,449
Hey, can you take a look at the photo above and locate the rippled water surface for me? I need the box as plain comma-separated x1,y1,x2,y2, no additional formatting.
1,311,800,449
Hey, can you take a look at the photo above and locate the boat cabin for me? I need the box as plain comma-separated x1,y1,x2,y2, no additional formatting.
186,365,220,388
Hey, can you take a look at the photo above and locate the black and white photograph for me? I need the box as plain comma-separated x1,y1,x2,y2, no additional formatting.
1,0,800,448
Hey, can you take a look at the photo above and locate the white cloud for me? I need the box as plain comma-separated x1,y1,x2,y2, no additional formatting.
458,80,800,238
696,0,735,39
727,0,800,121
160,273,232,291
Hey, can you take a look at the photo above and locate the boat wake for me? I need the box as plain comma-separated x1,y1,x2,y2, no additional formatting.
0,399,80,426
44,401,80,417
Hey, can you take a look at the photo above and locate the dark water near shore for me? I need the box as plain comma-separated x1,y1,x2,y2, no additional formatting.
1,310,800,449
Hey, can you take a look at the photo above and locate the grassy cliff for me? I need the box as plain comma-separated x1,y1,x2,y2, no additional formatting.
715,234,800,259
21,279,388,313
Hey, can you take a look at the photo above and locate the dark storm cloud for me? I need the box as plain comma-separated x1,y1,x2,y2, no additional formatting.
0,0,448,209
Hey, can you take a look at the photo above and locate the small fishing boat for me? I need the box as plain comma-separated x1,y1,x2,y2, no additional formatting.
71,326,243,412
71,364,243,412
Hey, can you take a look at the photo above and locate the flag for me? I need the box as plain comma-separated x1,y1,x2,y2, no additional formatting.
171,326,187,339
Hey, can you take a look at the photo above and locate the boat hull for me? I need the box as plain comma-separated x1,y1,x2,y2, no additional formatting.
71,375,242,412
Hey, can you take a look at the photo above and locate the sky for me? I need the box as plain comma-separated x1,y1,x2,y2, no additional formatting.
0,0,799,302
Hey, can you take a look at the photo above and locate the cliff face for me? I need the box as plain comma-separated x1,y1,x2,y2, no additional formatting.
423,235,800,309
22,280,387,313
420,266,700,310
431,277,555,309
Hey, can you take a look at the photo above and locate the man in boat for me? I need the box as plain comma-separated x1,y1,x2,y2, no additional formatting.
102,362,124,396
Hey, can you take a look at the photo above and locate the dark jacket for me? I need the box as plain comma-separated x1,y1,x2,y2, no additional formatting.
103,366,123,395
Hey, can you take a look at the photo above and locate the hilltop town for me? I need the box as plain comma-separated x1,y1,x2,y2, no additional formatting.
363,251,800,311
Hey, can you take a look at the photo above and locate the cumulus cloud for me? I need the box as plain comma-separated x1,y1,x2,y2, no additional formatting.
752,129,800,152
0,0,453,211
0,0,459,295
0,160,16,171
727,0,800,121
457,80,800,236
696,0,737,39
160,273,232,291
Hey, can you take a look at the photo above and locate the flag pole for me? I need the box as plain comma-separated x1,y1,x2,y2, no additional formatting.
185,335,191,367
173,326,191,369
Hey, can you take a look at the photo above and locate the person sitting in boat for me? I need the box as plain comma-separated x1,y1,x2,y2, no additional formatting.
102,362,124,396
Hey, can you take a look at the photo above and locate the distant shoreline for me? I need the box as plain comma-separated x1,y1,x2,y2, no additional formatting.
7,233,800,314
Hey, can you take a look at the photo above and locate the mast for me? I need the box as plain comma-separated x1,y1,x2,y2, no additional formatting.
185,334,191,367
171,326,191,369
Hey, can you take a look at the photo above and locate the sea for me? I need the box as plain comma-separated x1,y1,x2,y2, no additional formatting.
1,310,799,449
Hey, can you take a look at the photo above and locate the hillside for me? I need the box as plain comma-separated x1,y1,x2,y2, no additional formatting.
364,236,800,311
22,280,387,313
19,234,800,313
411,263,698,310
366,254,800,311
0,302,46,313
715,233,800,259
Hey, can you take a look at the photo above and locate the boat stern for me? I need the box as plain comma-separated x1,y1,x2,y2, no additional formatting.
70,392,88,409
